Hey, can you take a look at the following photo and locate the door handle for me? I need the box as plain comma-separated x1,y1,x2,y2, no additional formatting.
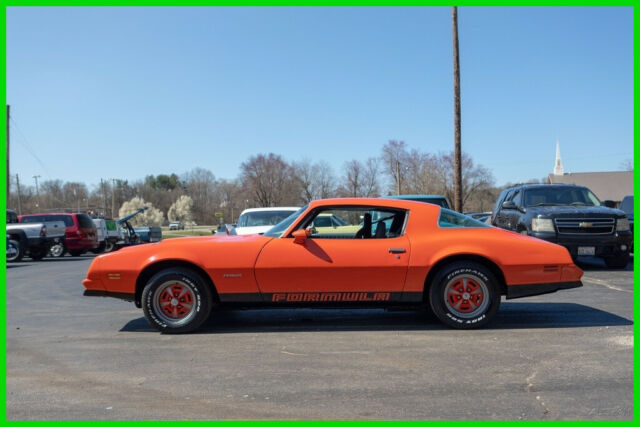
388,248,406,254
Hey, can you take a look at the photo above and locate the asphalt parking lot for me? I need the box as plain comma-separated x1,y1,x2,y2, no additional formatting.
6,254,634,420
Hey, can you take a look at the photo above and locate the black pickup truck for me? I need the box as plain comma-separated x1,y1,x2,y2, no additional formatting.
491,184,632,268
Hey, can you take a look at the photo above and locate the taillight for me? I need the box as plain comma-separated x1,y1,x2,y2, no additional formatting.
40,226,47,237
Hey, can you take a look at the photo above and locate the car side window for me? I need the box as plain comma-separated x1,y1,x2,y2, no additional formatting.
299,207,406,239
511,190,522,207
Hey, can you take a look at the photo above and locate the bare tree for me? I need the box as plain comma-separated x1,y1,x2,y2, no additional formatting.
435,151,495,210
315,160,336,199
381,140,410,195
339,160,364,197
452,6,462,212
620,159,633,171
240,153,299,207
361,157,381,197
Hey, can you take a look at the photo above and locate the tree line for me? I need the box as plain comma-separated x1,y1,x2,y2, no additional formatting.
8,140,499,225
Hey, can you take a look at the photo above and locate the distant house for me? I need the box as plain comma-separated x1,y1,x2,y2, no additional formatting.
547,171,633,204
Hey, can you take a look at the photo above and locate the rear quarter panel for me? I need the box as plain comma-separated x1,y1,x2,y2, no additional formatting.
403,208,576,293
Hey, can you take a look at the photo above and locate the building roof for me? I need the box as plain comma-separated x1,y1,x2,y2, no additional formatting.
547,171,633,202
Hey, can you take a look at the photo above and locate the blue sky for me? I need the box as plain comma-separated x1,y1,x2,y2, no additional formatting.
6,6,634,189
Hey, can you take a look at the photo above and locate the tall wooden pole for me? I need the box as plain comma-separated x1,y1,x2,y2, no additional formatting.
452,7,462,213
15,174,22,215
7,105,10,203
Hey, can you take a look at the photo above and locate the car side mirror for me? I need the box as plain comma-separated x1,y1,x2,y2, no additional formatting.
502,200,517,210
292,229,310,245
603,200,616,208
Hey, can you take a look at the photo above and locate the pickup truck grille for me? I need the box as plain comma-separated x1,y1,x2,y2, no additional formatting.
554,218,615,235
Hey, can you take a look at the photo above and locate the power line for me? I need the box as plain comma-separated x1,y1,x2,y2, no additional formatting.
9,116,51,177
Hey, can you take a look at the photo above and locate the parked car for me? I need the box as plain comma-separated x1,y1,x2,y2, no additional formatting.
83,198,583,333
233,207,300,235
491,184,631,268
384,194,450,209
619,195,633,252
169,221,185,230
6,209,66,261
20,212,98,257
213,223,236,235
133,226,163,243
465,212,492,223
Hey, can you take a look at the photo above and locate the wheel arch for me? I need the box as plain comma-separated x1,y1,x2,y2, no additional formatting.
423,254,508,299
135,260,219,308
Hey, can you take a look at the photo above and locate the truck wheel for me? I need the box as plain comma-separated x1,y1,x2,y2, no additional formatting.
142,268,213,334
604,254,629,269
49,241,66,257
7,239,24,262
104,240,115,253
90,242,106,254
428,262,501,329
29,248,48,261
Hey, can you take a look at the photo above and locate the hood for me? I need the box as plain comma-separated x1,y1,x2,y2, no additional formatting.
528,205,626,218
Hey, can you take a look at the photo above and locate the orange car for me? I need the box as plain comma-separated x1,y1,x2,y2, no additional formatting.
83,198,583,333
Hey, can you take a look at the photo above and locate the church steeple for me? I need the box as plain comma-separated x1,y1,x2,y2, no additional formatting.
554,139,564,175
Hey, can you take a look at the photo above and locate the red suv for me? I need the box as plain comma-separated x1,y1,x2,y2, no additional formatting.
19,213,98,257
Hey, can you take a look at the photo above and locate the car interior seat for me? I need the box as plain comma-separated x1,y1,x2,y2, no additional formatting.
355,213,372,239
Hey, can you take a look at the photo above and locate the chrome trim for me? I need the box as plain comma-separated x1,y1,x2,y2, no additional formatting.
554,217,615,235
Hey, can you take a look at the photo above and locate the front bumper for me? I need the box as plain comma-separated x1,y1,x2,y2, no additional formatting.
528,231,632,258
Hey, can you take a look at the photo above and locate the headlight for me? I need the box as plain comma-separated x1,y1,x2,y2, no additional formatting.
616,217,630,232
531,218,555,232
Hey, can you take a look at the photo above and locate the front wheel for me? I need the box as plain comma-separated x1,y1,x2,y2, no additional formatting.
428,262,501,329
104,240,115,253
7,239,24,262
141,268,213,334
604,254,629,269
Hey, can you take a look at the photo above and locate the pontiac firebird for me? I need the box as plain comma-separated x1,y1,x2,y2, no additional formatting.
82,198,583,333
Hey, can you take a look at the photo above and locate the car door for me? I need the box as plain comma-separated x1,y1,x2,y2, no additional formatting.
254,206,410,303
493,189,513,228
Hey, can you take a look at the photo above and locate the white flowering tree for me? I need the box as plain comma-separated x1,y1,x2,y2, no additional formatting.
119,197,164,226
167,195,194,223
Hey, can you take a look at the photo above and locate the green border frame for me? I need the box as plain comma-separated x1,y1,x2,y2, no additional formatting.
2,2,636,423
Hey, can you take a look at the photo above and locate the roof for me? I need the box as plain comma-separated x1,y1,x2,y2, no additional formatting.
239,207,300,215
547,171,633,202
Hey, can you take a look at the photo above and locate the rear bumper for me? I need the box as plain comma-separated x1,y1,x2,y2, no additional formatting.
65,237,99,250
506,281,583,299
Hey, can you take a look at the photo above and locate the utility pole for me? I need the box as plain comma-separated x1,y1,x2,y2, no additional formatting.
33,175,41,209
7,105,10,202
395,159,401,195
452,6,463,213
101,178,107,216
15,174,22,215
110,178,117,218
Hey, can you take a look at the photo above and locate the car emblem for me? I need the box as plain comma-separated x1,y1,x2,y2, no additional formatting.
579,222,593,228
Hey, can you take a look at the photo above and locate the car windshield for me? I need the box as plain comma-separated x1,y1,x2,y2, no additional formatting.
237,210,299,228
263,205,308,238
439,209,490,228
524,187,601,207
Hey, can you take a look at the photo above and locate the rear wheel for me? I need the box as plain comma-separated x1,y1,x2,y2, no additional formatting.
90,242,106,254
49,241,66,257
29,248,48,261
7,239,24,262
142,268,213,334
429,262,501,329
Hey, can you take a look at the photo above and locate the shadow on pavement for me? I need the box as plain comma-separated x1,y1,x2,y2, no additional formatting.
120,302,632,334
